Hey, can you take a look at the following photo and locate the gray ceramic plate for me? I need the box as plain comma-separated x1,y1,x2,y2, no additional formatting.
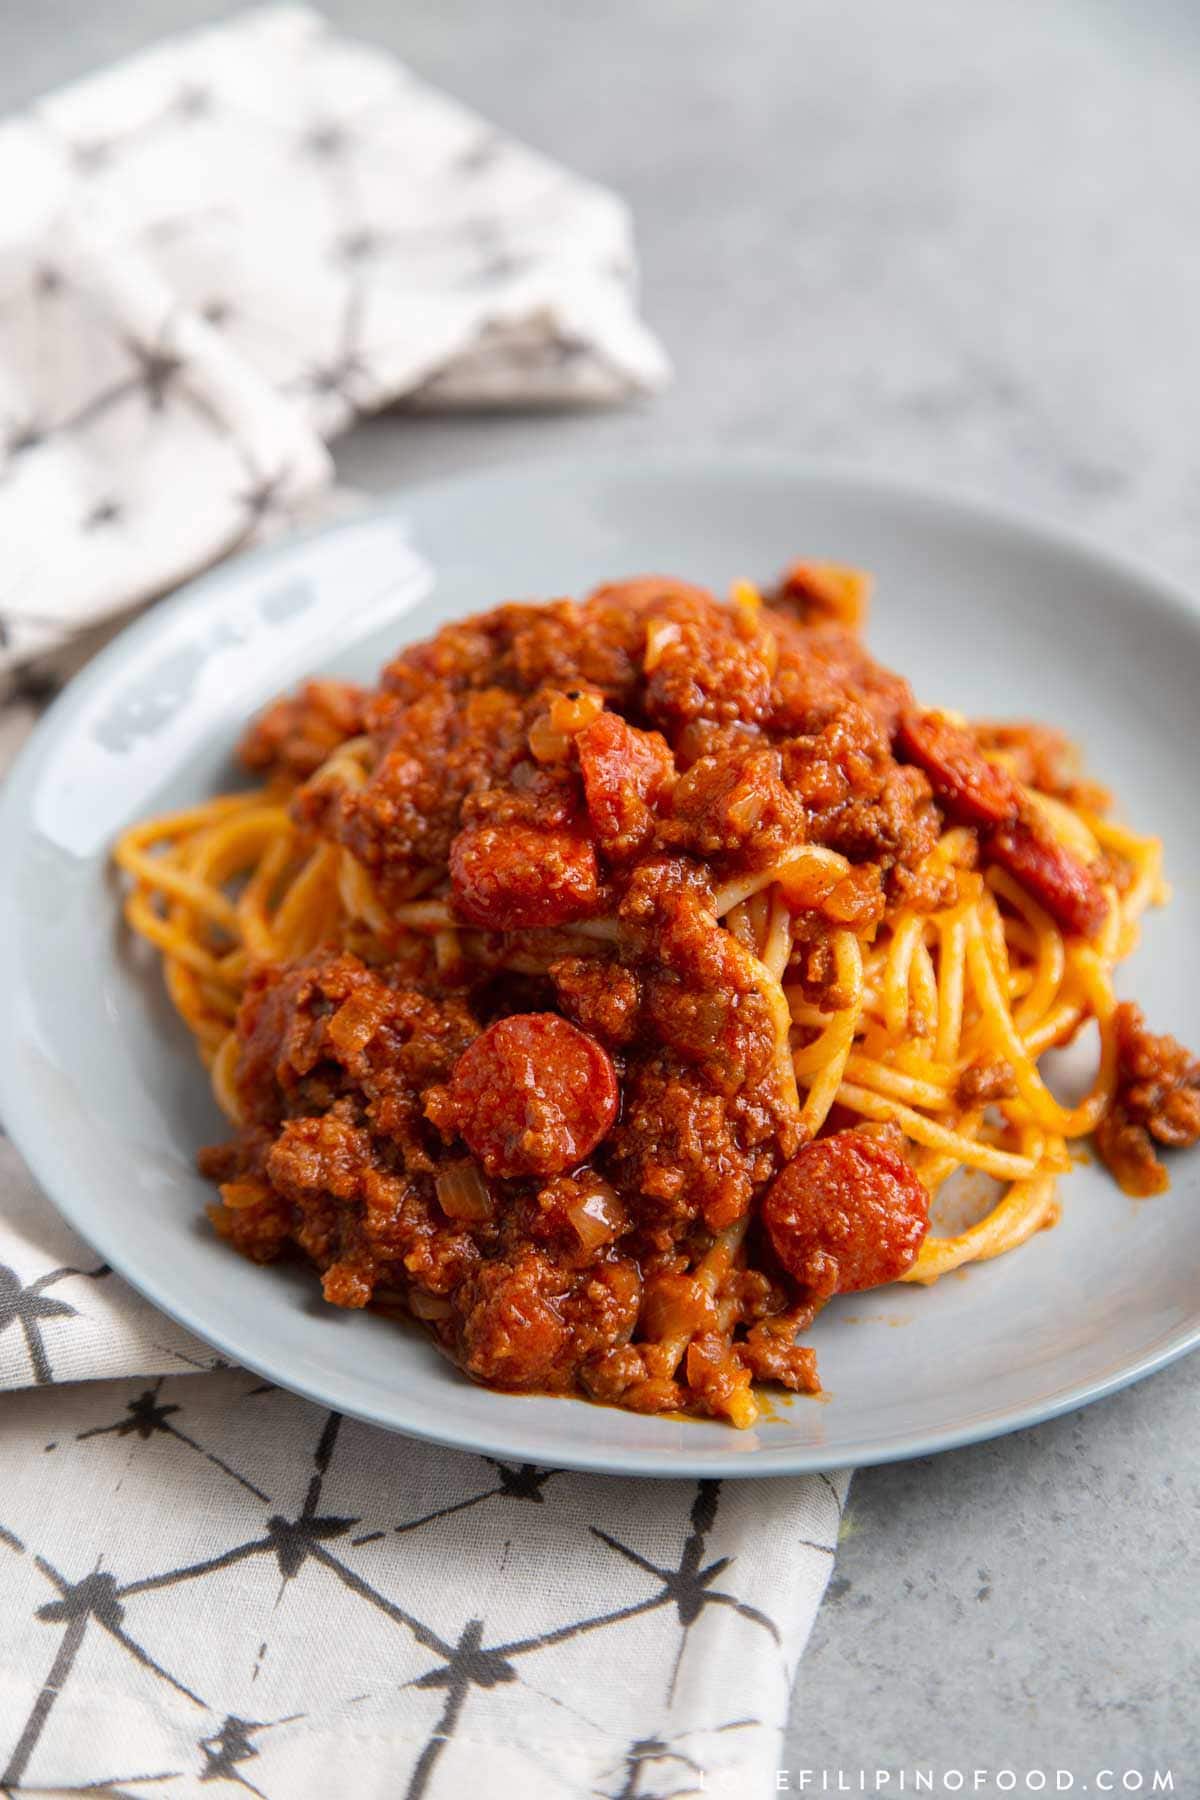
2,455,1199,1477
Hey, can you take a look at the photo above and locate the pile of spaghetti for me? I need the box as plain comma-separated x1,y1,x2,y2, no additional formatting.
115,565,1200,1427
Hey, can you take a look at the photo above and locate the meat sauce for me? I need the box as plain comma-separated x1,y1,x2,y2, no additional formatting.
1095,1004,1200,1198
200,574,1194,1417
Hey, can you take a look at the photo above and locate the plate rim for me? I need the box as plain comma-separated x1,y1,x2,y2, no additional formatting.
3,447,1200,1477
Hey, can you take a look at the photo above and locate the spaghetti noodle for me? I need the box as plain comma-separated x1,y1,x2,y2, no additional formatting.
114,565,1200,1426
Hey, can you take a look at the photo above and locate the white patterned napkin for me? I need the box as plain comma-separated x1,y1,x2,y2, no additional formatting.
0,10,843,1795
0,3,668,678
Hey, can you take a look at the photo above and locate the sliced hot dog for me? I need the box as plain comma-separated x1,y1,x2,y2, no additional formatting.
443,1013,618,1178
450,820,599,930
898,710,1106,938
988,816,1109,939
762,1129,929,1297
895,708,1020,828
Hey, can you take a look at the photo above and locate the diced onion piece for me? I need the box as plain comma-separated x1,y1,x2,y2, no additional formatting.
639,1272,717,1342
566,1179,627,1251
206,1202,234,1236
434,928,464,978
724,1384,759,1430
549,689,604,735
726,785,765,832
780,562,872,628
777,868,838,910
409,1290,454,1320
219,1179,269,1211
328,988,387,1054
730,578,763,638
436,1160,494,1222
643,618,682,672
528,712,570,764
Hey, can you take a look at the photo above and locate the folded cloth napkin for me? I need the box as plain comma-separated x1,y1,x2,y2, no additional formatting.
0,3,668,681
0,11,845,1795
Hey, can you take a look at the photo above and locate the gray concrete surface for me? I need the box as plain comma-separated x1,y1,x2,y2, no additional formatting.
3,1,1198,1788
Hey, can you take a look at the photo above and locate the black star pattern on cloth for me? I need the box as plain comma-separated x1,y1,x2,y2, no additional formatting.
461,216,532,288
231,467,295,540
301,120,353,160
199,1713,300,1796
391,1479,782,1798
468,247,533,287
9,665,62,709
352,1459,561,1545
69,138,114,176
602,1733,702,1800
1,344,172,476
4,416,45,459
1,1384,795,1795
82,496,124,530
591,1481,784,1702
486,1459,558,1503
296,281,370,421
17,338,191,450
174,83,214,121
0,1260,109,1386
0,1555,208,1789
304,346,369,407
0,1407,335,1784
455,132,503,175
75,1381,271,1502
402,1617,521,1798
112,1411,370,1606
548,331,594,366
81,1385,178,1441
125,337,186,412
598,1718,759,1800
159,1342,234,1375
331,226,386,267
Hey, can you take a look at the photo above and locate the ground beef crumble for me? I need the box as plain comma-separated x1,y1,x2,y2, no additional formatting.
1096,1003,1200,1197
